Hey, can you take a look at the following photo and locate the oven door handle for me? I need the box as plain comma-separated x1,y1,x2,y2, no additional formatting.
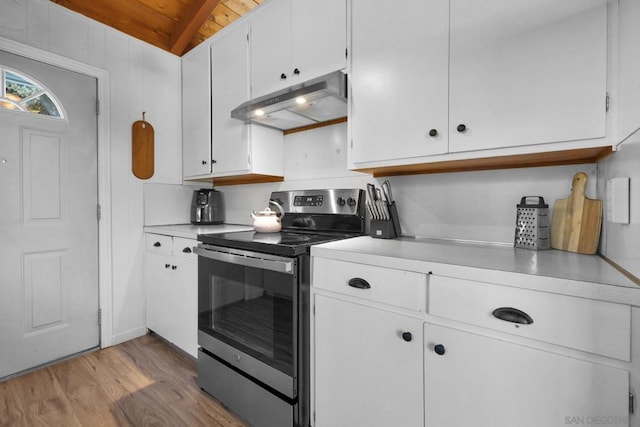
194,246,294,274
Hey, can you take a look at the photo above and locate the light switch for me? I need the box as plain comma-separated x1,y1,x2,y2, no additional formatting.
606,177,630,224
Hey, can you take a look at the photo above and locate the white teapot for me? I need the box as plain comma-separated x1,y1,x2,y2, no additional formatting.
251,201,284,233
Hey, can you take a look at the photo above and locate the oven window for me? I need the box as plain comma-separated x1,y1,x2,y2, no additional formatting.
199,257,297,376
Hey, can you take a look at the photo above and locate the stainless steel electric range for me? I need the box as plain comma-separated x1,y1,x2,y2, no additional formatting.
194,189,366,427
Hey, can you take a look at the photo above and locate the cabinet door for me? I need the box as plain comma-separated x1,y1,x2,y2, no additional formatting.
211,23,251,175
182,45,212,178
170,257,198,358
145,252,175,341
349,0,449,166
449,0,607,152
249,0,292,98
424,323,630,427
314,295,423,427
291,0,347,82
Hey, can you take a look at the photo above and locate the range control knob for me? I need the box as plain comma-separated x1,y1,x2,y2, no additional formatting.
337,197,346,206
347,197,356,207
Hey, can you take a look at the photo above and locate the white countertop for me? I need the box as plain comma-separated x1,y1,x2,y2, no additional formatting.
311,236,640,305
143,223,253,240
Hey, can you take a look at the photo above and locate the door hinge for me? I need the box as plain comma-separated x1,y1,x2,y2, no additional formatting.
97,204,101,221
96,99,100,115
606,93,610,113
98,308,102,326
630,390,635,414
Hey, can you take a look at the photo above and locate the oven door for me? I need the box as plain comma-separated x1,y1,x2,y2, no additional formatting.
195,244,298,398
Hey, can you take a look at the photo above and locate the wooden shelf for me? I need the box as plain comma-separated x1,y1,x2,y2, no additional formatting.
187,173,284,186
353,146,614,178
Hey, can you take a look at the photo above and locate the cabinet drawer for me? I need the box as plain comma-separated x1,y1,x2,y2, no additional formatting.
145,233,172,255
172,237,197,260
428,275,631,361
312,258,426,311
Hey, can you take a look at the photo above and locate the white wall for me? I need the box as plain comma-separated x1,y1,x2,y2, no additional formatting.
0,0,182,344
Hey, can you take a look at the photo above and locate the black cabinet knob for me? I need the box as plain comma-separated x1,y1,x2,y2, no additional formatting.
165,263,170,269
171,265,177,270
153,242,161,247
211,159,217,164
293,68,300,75
428,129,438,137
201,160,207,165
456,124,467,133
182,247,192,253
434,344,446,355
280,73,287,80
402,332,412,342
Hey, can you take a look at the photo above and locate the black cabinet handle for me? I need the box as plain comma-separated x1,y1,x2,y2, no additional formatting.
402,332,412,342
347,277,370,289
293,68,300,75
280,73,287,80
456,124,467,133
434,344,446,355
492,307,534,325
182,247,192,253
428,129,438,137
153,242,161,247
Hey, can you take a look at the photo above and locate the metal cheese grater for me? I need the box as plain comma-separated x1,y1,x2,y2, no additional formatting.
514,196,550,250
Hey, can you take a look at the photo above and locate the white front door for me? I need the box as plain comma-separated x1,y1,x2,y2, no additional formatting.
0,50,99,379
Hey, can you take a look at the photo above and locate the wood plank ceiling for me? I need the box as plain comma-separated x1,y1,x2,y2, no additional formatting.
50,0,264,56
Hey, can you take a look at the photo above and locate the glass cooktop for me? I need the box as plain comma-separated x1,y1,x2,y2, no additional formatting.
197,230,356,257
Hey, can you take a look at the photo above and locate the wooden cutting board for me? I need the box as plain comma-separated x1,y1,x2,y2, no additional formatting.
550,172,602,254
132,117,154,179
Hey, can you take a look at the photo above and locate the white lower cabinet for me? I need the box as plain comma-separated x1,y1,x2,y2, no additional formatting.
313,295,423,427
424,323,630,427
144,234,198,357
311,254,635,427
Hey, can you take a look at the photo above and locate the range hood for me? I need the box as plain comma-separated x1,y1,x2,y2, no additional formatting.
231,71,347,131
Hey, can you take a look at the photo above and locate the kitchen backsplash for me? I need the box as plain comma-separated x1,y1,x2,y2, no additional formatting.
146,122,603,245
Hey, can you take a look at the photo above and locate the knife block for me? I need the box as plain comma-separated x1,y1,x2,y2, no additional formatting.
370,202,402,239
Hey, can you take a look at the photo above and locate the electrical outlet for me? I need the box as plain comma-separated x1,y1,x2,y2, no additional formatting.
606,177,630,224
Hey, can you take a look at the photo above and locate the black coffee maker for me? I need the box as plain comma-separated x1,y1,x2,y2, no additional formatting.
190,189,224,224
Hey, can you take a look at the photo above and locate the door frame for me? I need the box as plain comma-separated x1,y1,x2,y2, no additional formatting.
0,36,113,348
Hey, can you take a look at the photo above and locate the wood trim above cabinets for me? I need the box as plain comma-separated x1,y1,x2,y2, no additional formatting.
187,173,285,186
354,146,614,178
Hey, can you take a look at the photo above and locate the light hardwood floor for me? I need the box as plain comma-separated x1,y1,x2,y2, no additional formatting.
0,333,247,426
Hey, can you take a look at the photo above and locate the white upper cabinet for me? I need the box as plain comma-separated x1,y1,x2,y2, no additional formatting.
349,0,611,170
182,44,212,178
250,0,347,98
181,21,284,184
211,21,284,182
349,0,449,165
449,0,608,153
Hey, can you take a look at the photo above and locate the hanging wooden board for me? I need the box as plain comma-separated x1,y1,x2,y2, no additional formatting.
132,115,154,179
550,172,602,254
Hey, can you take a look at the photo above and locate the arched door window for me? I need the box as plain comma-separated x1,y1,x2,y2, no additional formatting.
0,66,64,118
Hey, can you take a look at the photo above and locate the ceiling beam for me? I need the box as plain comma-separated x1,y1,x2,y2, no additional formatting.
169,0,221,55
